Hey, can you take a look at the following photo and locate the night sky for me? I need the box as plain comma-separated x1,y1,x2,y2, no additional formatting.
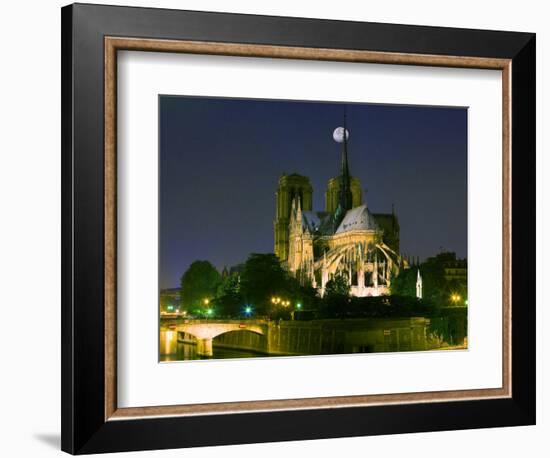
159,96,467,289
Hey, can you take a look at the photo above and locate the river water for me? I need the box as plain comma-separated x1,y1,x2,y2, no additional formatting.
160,339,264,361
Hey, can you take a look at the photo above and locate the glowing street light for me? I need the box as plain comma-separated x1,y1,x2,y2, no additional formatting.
203,298,210,305
450,294,461,304
206,308,213,316
296,303,302,309
271,296,295,307
244,306,252,315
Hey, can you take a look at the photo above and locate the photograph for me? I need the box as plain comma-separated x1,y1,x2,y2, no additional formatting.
159,96,469,361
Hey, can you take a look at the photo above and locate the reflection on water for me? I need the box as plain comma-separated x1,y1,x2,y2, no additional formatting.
160,330,178,356
160,337,264,361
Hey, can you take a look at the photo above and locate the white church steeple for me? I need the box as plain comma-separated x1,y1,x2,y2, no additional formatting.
416,269,423,299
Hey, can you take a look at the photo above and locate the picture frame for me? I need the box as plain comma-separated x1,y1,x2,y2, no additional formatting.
61,3,535,454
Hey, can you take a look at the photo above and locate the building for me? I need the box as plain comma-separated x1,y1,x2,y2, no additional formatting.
443,258,467,282
274,116,404,297
160,287,181,313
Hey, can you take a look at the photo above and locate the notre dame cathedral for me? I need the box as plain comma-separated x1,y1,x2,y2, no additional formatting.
273,118,404,297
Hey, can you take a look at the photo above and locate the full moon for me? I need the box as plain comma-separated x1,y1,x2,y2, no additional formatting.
333,126,349,143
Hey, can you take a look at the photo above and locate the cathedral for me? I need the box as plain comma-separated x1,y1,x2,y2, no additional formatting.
273,117,404,297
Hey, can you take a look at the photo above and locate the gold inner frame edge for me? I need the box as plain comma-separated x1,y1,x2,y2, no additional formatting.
104,37,512,421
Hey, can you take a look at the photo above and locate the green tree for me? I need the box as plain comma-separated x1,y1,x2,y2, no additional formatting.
419,254,458,305
240,253,289,315
320,273,351,314
390,267,417,297
291,275,320,310
324,273,350,297
215,273,243,317
180,260,221,310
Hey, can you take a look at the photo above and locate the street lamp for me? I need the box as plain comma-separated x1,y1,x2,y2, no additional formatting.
203,298,210,305
271,296,293,307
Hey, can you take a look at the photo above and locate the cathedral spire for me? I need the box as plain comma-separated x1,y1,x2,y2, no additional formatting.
339,109,353,212
331,108,354,232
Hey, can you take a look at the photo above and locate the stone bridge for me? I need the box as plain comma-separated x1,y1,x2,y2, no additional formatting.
175,320,268,356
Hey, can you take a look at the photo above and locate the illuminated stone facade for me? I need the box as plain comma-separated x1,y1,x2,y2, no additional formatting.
273,174,313,261
325,176,362,213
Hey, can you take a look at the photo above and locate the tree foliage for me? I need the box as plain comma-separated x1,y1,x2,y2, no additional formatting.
214,273,243,316
319,273,351,312
390,267,417,297
176,252,467,321
324,273,350,298
240,253,289,314
180,260,221,309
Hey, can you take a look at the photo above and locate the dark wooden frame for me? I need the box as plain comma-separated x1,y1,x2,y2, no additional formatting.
62,3,536,454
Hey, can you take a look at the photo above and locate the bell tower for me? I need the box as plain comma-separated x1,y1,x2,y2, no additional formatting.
325,177,362,213
274,174,312,261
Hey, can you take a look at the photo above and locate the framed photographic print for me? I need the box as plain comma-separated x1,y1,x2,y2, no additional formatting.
61,3,536,454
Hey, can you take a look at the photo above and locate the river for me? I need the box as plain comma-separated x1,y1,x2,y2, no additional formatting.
160,339,266,361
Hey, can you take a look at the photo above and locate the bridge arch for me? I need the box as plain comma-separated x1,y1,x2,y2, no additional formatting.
175,320,267,356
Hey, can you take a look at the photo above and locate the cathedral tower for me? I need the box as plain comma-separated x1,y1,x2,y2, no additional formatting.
325,177,362,213
274,174,312,261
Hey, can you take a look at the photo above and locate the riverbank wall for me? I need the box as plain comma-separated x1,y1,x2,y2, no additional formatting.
176,315,467,356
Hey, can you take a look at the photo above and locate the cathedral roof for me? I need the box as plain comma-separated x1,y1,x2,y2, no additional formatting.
335,204,379,234
301,211,333,235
